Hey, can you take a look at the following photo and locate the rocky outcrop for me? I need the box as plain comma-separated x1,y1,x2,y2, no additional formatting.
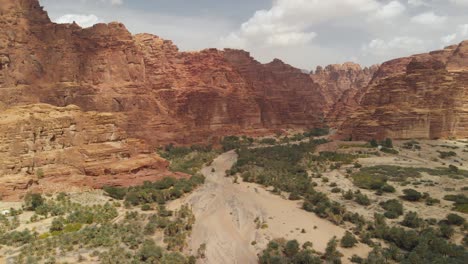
310,63,378,126
0,104,184,201
339,42,468,140
0,0,331,148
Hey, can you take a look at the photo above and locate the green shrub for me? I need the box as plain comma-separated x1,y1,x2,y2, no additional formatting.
380,199,404,219
259,138,277,145
340,231,358,248
284,240,300,257
446,213,465,226
304,127,330,137
352,172,387,190
50,217,65,232
103,186,127,200
402,189,422,202
331,187,342,193
439,223,454,238
438,151,456,159
381,184,396,193
342,190,354,200
23,193,44,211
401,212,423,228
355,193,371,206
141,204,152,211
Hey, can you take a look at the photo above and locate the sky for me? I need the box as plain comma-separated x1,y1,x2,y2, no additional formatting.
39,0,468,70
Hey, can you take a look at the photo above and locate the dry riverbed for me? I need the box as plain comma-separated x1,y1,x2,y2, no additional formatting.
168,151,369,264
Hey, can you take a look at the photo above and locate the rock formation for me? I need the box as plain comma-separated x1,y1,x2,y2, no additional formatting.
0,104,183,201
310,63,378,126
1,0,468,198
0,0,334,198
339,42,468,140
0,0,330,148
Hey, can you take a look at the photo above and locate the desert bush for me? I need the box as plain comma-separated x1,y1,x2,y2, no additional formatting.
103,186,127,200
258,239,321,264
438,151,457,159
380,199,404,219
23,193,44,211
401,212,423,228
402,189,422,202
446,213,465,226
304,127,330,137
340,231,358,248
354,193,371,206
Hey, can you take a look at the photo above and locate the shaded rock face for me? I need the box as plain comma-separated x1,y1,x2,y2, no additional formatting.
0,104,183,201
339,42,468,140
0,0,329,148
310,63,378,126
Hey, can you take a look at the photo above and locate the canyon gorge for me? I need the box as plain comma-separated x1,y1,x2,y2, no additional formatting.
0,0,467,198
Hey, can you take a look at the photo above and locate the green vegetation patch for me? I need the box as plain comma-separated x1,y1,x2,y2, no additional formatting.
312,151,359,164
159,145,218,175
259,238,322,264
444,194,468,213
2,175,202,263
104,175,205,206
352,165,468,190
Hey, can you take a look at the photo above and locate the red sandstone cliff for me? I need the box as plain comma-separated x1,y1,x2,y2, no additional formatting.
310,63,378,126
339,42,468,140
0,0,335,198
0,0,331,148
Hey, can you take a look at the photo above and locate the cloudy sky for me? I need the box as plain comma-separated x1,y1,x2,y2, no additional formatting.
39,0,468,70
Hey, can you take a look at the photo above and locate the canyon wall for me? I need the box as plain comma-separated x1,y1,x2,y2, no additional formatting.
339,42,468,140
1,0,468,198
0,104,182,201
0,0,333,148
310,63,378,126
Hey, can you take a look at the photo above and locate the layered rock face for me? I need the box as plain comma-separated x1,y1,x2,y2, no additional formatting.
0,0,328,148
310,63,378,125
0,104,181,201
340,42,468,140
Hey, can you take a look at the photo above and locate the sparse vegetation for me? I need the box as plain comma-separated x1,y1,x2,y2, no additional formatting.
258,238,321,264
1,176,200,263
340,231,358,248
380,199,404,219
159,145,218,175
438,150,457,159
401,188,422,202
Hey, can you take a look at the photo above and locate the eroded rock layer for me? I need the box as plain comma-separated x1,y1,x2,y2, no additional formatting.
0,104,183,201
0,0,330,148
339,42,468,140
310,63,378,126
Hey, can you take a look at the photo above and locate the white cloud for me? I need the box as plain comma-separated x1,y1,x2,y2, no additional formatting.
54,14,101,28
362,37,426,56
441,24,468,45
221,0,381,48
371,1,406,20
441,34,457,44
109,0,123,5
408,0,428,6
449,0,468,6
266,32,317,47
411,12,447,25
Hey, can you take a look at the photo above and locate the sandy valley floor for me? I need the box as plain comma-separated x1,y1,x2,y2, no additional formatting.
168,151,369,264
